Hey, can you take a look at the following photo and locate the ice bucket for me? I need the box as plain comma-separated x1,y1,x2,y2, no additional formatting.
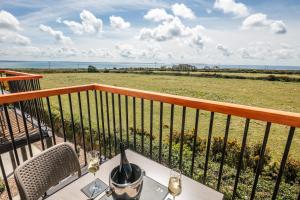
106,163,144,200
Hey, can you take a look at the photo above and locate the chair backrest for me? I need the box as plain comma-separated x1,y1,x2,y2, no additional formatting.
14,142,81,200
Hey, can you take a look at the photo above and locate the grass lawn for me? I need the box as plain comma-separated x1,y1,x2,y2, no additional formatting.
151,71,300,78
40,72,300,161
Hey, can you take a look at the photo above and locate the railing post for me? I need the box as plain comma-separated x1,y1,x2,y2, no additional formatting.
272,127,295,200
232,118,250,200
0,155,13,200
4,104,20,165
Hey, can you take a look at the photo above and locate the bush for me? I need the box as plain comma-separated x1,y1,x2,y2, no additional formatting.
45,115,300,200
87,65,98,72
247,143,271,171
284,157,300,183
0,178,5,194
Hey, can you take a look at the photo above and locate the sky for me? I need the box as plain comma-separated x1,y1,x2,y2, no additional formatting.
0,0,300,66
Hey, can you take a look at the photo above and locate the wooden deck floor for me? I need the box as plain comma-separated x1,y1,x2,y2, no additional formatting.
0,109,39,141
0,108,44,153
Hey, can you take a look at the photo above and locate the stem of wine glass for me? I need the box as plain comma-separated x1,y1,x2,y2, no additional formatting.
94,173,96,189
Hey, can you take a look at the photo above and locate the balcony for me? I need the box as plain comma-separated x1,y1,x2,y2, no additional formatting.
0,70,299,200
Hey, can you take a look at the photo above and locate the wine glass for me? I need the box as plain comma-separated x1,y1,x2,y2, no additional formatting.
87,150,100,196
168,168,182,200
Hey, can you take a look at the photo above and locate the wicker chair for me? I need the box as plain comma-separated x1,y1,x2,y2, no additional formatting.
14,142,81,200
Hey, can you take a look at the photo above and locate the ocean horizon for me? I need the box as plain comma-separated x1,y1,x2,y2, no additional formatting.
0,60,299,70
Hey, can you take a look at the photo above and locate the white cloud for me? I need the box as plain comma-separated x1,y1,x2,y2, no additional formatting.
0,32,31,46
2,45,113,59
83,48,113,58
270,21,287,34
110,16,130,30
238,42,271,60
139,15,208,50
206,9,212,14
115,44,138,58
0,10,21,31
216,44,232,56
144,8,173,22
56,17,62,23
39,24,73,45
238,42,296,60
0,11,31,46
242,13,269,29
14,34,31,46
171,3,196,19
115,43,167,60
139,17,189,41
272,48,294,60
214,0,249,18
242,13,287,34
62,10,103,35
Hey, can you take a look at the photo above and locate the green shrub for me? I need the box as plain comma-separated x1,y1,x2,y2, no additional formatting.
45,115,300,200
0,178,5,194
284,157,300,183
247,143,272,171
87,65,98,72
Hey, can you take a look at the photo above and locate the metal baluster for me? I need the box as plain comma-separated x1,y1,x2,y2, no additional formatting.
150,100,153,159
86,91,93,150
118,94,123,142
46,97,56,145
191,109,200,178
217,115,231,191
168,104,175,167
250,122,271,199
141,98,144,154
78,92,87,165
13,105,20,133
125,96,129,147
20,101,33,157
105,92,112,157
58,95,66,142
272,127,295,200
204,112,215,183
24,81,34,128
232,118,250,200
111,93,117,154
179,106,186,171
133,97,136,151
4,104,20,165
68,94,77,151
159,102,163,163
33,96,45,150
94,91,102,159
99,91,107,159
0,155,12,200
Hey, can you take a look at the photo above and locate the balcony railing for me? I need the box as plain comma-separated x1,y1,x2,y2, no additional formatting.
0,72,299,199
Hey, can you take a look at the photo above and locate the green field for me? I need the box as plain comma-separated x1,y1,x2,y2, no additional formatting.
40,72,300,161
151,71,300,78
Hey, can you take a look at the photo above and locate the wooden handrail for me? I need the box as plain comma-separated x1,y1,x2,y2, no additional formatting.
0,84,95,104
95,84,300,127
0,83,299,127
0,70,43,82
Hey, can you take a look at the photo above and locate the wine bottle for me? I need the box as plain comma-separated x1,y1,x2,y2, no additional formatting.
118,142,133,184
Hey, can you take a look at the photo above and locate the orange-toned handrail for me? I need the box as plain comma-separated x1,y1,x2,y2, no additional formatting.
0,83,299,127
95,84,300,127
0,84,94,103
0,69,43,82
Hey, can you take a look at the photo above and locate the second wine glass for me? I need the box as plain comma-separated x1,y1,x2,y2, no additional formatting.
168,168,182,200
87,150,100,195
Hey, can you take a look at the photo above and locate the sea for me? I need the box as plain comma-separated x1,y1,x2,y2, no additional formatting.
0,60,299,70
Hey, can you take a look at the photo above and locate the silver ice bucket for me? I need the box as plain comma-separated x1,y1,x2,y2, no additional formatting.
107,164,144,200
